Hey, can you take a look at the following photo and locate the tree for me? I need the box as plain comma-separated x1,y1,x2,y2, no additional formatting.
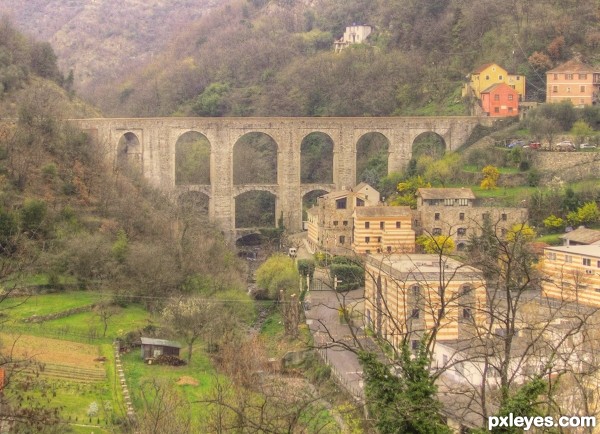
417,233,455,255
162,297,221,363
359,345,451,434
136,379,192,434
480,165,499,190
571,120,594,145
542,214,565,233
255,253,299,299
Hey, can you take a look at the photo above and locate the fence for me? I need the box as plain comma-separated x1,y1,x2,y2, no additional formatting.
313,346,364,403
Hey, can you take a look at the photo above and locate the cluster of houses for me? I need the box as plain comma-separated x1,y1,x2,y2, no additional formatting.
334,25,599,118
306,184,600,429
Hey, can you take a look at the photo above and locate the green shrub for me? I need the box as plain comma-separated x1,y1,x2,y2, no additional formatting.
329,263,364,291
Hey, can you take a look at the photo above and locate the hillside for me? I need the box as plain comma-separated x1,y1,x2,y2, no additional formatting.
0,0,220,102
1,0,598,117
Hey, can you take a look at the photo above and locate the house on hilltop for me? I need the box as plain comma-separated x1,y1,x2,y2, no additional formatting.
334,24,372,52
546,59,600,107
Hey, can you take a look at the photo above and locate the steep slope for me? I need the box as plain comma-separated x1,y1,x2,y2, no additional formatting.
0,0,220,97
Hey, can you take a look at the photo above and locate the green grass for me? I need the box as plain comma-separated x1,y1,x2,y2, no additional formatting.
462,164,521,174
536,233,563,245
1,291,101,321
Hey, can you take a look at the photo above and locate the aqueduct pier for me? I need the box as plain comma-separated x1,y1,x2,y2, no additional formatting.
69,116,492,239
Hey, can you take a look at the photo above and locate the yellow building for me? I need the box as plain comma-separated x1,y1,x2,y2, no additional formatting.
541,245,600,307
464,63,526,100
352,206,415,254
364,254,486,348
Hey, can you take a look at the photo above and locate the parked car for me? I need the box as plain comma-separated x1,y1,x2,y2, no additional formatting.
555,141,575,151
524,141,541,150
579,143,597,149
507,140,525,148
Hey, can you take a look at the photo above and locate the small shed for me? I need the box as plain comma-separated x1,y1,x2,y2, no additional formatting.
140,337,182,361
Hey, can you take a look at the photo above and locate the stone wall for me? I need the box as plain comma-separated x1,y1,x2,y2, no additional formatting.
530,152,600,182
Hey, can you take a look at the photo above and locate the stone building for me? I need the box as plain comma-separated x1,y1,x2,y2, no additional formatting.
352,206,415,254
306,183,379,255
334,24,372,52
415,187,529,251
364,253,486,347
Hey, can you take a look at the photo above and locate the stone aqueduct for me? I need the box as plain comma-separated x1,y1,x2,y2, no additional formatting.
70,117,490,239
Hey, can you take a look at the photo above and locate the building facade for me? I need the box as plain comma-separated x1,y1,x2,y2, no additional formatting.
463,63,526,100
364,254,486,347
415,188,529,251
480,83,519,117
306,183,380,255
541,245,600,307
334,24,372,52
546,59,600,107
352,206,416,254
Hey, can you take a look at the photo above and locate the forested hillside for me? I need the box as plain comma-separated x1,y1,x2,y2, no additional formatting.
85,0,600,116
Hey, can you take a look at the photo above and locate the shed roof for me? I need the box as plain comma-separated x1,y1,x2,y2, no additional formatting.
547,59,597,74
560,227,600,245
141,337,182,348
354,205,412,218
480,83,518,95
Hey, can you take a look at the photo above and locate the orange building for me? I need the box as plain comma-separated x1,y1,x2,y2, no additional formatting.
480,83,519,117
546,59,600,107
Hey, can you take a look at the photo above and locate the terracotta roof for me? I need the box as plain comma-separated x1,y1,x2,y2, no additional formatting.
472,63,497,74
354,205,412,218
547,59,598,74
417,188,476,200
560,227,600,245
480,83,518,94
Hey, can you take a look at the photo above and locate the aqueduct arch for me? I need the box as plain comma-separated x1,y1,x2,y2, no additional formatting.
71,116,492,239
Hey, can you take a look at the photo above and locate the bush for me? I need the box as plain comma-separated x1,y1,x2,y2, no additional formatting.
518,160,530,171
297,259,315,278
527,169,541,187
329,263,364,291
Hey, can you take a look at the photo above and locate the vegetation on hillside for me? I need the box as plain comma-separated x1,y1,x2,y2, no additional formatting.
74,0,600,117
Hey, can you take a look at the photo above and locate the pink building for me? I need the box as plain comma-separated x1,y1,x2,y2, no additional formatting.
480,83,519,117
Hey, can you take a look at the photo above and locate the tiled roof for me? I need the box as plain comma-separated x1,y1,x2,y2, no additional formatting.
354,205,412,217
560,227,600,245
480,83,518,94
547,59,597,74
417,188,476,200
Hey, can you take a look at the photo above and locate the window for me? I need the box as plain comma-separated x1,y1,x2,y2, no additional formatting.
365,236,370,243
396,221,401,229
552,85,558,93
508,107,513,113
411,309,420,319
412,340,419,350
365,222,370,229
444,198,454,206
463,308,472,319
387,246,392,253
597,260,600,268
508,94,513,101
498,75,503,80
553,74,558,80
457,198,469,206
547,252,556,260
459,212,465,221
356,198,365,207
494,94,500,101
412,285,420,296
343,220,348,226
482,212,490,221
380,221,385,230
333,220,338,226
579,74,587,79
565,255,572,263
457,228,466,236
494,107,500,113
339,235,345,244
336,198,347,209
501,213,507,221
566,87,571,93
377,237,382,243
485,75,490,80
434,213,440,221
461,285,472,295
566,74,573,80
583,258,591,266
581,85,586,93
432,228,442,235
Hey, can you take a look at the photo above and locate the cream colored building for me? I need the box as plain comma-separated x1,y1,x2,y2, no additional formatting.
334,24,372,52
546,59,600,107
364,254,486,347
541,245,600,307
352,206,415,254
